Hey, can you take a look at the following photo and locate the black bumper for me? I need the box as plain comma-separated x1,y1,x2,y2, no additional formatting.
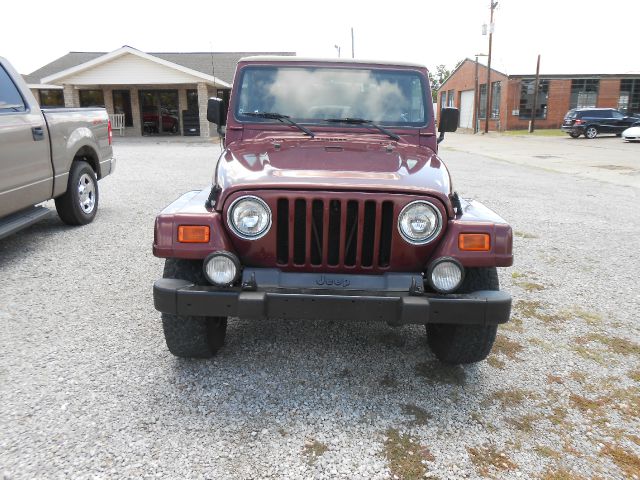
153,270,511,326
561,125,584,134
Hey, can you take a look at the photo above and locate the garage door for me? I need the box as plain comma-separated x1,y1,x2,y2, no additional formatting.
459,90,475,129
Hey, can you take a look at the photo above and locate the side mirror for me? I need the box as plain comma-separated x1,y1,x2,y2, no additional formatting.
437,107,459,144
207,97,227,126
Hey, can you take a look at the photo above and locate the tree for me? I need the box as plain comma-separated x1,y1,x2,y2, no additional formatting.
428,64,453,102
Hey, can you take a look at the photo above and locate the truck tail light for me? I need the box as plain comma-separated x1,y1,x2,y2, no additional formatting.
108,119,113,145
178,225,210,243
458,233,491,251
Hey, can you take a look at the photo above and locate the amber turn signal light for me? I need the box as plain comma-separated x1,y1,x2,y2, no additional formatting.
178,225,210,243
458,233,490,251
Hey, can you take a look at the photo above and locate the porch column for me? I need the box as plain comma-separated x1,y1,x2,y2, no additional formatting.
197,82,210,137
130,87,141,134
178,88,188,136
63,84,79,107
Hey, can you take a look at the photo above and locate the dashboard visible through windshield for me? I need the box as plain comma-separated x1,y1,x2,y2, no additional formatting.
235,66,429,127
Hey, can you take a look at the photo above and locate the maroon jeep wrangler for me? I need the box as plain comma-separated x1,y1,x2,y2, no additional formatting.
153,57,513,364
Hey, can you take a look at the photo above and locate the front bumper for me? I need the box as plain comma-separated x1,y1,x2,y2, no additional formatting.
153,269,512,326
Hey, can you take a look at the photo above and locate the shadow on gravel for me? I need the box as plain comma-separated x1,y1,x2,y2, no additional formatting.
0,215,73,267
155,317,488,423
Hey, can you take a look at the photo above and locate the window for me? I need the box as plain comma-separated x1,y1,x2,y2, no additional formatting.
39,89,64,107
491,81,501,119
619,79,640,115
236,66,428,126
612,110,625,119
440,91,446,111
570,79,599,109
79,89,104,107
447,89,454,107
478,84,487,119
518,79,549,119
186,89,198,113
0,65,26,112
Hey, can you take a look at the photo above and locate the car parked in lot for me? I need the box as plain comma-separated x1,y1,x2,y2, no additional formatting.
622,125,640,142
0,56,115,239
152,57,514,365
561,108,640,139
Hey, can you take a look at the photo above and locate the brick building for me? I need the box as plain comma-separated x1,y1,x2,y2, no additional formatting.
23,46,294,137
438,58,640,131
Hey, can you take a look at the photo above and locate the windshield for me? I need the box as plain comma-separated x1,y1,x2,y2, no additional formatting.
235,66,428,127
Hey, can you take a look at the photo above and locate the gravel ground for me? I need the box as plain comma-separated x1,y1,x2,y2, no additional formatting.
1,138,638,480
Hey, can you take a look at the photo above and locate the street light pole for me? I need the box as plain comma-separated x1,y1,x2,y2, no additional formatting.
484,1,498,134
474,53,488,134
334,45,341,58
351,28,355,58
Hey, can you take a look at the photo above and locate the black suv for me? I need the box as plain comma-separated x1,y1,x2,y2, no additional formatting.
562,108,640,139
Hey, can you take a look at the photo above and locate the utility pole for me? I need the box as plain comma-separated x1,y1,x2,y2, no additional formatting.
351,27,355,58
484,1,498,134
529,54,541,133
474,53,488,133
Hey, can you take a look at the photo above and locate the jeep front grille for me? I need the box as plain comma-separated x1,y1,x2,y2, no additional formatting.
276,197,394,269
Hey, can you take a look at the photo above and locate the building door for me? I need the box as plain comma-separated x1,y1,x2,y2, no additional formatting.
112,90,133,127
139,90,180,135
459,90,475,129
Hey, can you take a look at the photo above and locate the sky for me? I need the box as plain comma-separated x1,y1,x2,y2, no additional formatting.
2,0,639,77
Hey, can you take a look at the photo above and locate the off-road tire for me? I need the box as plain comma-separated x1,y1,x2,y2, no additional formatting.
161,258,227,358
426,267,500,365
55,160,99,225
585,126,598,139
569,132,581,138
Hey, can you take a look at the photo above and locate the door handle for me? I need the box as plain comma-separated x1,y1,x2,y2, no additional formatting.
32,126,45,141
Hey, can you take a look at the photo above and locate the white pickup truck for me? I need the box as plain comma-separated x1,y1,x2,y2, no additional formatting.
0,56,115,239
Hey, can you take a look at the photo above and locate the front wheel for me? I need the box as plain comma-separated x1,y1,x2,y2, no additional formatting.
161,258,227,358
54,160,99,225
585,126,598,139
426,267,500,364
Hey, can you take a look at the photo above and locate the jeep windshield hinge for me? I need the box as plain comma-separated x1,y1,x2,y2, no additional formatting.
205,185,221,209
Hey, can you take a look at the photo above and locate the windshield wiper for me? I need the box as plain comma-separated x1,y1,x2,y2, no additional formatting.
242,111,315,137
324,118,400,141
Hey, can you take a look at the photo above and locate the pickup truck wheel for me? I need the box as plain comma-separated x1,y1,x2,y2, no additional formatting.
426,267,499,365
54,160,99,225
161,258,227,358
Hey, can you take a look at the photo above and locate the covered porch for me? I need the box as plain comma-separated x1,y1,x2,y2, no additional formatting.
40,46,230,137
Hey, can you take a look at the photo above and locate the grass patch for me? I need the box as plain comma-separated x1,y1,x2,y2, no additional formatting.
515,281,545,291
547,406,569,427
540,468,588,480
401,404,431,426
503,129,566,137
383,428,432,480
572,307,602,325
511,271,527,279
486,355,506,369
547,374,564,384
481,388,531,408
534,445,561,459
506,413,539,433
580,333,640,357
415,361,466,386
514,230,539,239
467,444,517,476
628,370,640,382
601,443,640,478
514,299,546,318
302,439,328,463
572,344,607,365
493,335,524,360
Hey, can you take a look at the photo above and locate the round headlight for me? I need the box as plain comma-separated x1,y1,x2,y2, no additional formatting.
428,258,464,293
203,252,240,286
398,200,442,244
228,196,271,239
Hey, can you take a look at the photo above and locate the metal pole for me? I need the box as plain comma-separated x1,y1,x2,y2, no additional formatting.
351,28,355,58
474,56,480,133
484,1,497,133
529,54,541,133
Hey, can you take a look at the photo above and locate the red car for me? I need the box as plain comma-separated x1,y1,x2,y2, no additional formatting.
152,57,513,365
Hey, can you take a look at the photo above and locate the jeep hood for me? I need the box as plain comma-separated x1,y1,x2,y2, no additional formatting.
215,134,452,209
